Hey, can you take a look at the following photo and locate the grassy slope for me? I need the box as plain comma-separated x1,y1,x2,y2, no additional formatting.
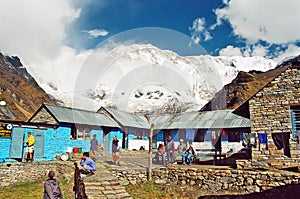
0,177,74,199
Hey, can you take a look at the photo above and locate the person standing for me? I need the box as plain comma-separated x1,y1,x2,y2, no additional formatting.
43,171,63,199
80,152,96,175
24,132,34,162
90,134,98,161
112,136,120,166
165,135,175,164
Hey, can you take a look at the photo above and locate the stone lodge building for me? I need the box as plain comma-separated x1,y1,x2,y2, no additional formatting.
236,56,300,160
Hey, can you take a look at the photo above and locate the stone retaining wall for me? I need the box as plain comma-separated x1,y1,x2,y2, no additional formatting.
0,161,74,187
110,167,300,194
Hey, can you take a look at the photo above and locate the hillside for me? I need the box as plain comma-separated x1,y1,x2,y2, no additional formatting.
0,53,55,120
201,62,291,111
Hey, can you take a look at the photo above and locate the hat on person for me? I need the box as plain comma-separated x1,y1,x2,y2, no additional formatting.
179,139,184,143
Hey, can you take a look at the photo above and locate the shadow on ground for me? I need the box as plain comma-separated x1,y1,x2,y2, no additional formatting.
199,184,300,199
197,153,249,168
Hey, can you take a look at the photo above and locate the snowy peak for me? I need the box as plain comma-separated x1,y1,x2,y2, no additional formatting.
24,44,277,113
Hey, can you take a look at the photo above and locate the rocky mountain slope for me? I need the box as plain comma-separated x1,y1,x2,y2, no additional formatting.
0,53,55,120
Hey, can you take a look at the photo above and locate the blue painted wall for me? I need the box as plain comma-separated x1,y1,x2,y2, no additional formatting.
0,123,119,162
43,128,57,161
103,129,123,153
156,130,164,142
0,137,11,161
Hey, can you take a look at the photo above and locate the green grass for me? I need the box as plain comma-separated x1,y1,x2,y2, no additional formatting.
0,177,74,199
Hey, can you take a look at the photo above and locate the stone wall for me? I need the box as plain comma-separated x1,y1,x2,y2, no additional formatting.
249,67,300,158
249,67,300,133
110,167,300,194
29,107,57,124
0,161,74,187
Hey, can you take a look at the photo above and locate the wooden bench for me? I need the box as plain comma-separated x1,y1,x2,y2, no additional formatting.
213,153,226,165
196,149,227,165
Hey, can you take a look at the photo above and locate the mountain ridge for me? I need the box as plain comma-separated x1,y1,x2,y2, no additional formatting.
0,52,55,120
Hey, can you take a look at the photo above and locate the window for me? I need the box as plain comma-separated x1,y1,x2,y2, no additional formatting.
228,131,240,142
72,124,92,140
194,129,205,142
291,106,300,138
84,128,91,140
77,126,84,139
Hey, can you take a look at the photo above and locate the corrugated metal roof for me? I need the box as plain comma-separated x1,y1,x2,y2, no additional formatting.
151,110,250,129
99,107,150,129
44,104,120,127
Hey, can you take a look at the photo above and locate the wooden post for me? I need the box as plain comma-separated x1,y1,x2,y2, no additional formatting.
148,123,154,181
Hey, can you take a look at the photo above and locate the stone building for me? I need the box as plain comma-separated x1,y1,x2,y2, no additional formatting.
235,56,300,159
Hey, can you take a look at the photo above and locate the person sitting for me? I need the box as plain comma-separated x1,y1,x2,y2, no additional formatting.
80,152,96,175
182,140,196,165
176,139,186,163
153,143,166,165
177,139,186,154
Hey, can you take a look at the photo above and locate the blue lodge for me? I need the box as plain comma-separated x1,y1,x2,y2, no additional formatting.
0,103,121,162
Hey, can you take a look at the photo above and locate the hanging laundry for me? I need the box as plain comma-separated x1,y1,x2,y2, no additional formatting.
258,132,268,150
271,132,291,157
211,130,221,150
221,129,226,136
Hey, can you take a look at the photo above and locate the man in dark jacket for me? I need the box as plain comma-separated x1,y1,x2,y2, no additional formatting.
43,171,63,199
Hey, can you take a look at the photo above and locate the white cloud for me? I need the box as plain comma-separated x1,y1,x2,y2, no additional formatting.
190,18,212,43
0,0,90,97
83,29,109,38
0,0,80,63
214,0,300,44
219,44,270,57
274,44,300,63
251,45,269,57
191,18,206,33
219,45,243,57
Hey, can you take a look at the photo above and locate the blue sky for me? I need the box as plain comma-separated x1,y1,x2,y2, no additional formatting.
62,0,300,59
66,0,227,55
0,0,300,67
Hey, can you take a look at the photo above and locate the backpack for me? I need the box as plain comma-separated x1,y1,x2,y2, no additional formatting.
47,179,62,198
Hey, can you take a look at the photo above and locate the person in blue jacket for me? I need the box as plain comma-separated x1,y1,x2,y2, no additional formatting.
80,152,96,175
182,140,196,165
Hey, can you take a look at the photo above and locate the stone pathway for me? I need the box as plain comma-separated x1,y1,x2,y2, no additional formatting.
82,162,132,199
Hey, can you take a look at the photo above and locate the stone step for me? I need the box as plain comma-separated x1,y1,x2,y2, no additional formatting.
85,190,132,199
87,196,107,199
85,189,104,195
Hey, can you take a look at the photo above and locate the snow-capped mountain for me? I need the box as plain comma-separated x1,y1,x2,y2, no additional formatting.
28,44,277,113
